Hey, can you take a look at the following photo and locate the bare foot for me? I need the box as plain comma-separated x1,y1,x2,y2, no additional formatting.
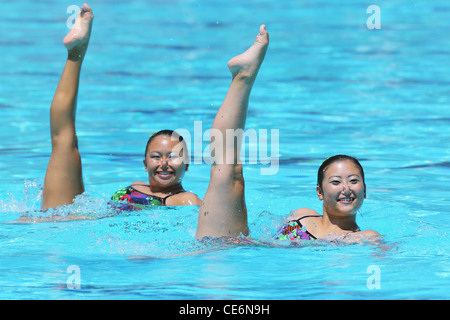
63,3,94,60
227,24,269,80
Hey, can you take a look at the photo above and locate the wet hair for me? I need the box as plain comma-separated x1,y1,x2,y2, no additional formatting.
317,155,365,190
144,129,187,159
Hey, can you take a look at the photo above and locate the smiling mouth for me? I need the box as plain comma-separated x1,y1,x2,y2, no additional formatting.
338,197,355,203
156,171,174,179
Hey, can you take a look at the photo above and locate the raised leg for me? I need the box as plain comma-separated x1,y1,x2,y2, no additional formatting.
195,25,269,239
41,4,94,210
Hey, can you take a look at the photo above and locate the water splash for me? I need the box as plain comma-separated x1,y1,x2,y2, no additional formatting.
0,182,397,258
0,179,43,213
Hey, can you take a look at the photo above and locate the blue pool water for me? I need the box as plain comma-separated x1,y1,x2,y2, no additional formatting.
1,0,449,300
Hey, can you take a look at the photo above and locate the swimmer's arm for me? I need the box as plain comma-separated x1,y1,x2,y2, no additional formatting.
344,229,382,244
359,230,381,237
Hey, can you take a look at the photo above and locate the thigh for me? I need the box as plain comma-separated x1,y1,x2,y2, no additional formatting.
196,164,248,239
41,135,84,210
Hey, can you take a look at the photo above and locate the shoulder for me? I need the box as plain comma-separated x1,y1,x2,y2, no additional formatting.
130,181,148,188
287,207,321,220
167,191,202,206
128,182,152,194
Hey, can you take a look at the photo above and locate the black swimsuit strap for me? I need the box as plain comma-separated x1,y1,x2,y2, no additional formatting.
162,189,185,199
130,185,185,205
295,215,321,222
159,190,188,205
292,215,319,240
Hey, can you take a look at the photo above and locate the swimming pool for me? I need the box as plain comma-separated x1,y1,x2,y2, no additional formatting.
1,0,449,301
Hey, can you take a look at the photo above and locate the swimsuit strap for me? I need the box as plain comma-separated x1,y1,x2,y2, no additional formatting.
160,189,185,199
275,215,318,241
130,186,185,205
159,189,185,205
292,215,319,240
296,215,321,221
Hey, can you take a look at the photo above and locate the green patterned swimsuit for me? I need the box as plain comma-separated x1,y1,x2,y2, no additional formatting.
111,186,182,208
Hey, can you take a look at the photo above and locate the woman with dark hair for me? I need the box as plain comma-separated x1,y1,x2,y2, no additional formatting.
42,4,201,211
111,129,201,207
41,4,268,213
194,31,380,241
43,5,378,242
274,155,379,242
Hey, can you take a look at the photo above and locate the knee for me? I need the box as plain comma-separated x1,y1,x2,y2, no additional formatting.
210,164,244,188
232,164,244,186
51,132,79,150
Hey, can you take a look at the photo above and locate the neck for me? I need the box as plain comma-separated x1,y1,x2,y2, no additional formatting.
149,182,184,195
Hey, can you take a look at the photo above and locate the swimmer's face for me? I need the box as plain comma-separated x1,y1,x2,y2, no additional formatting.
316,160,366,216
143,135,189,189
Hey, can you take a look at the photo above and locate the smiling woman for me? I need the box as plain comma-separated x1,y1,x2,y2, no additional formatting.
275,155,380,242
111,130,202,207
40,3,201,211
